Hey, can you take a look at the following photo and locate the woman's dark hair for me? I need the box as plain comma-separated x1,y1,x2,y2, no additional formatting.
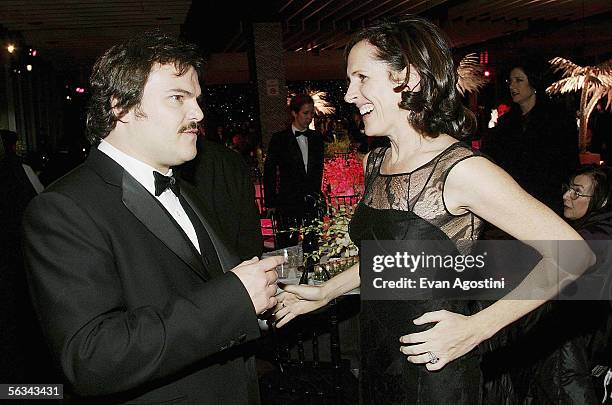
571,165,612,217
506,59,548,95
86,30,204,144
345,15,475,138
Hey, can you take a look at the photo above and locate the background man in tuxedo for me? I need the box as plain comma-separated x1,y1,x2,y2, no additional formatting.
180,135,263,261
263,94,324,248
22,31,281,404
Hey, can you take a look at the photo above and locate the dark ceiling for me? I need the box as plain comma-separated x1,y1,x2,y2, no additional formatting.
189,0,612,54
2,0,612,74
1,0,192,71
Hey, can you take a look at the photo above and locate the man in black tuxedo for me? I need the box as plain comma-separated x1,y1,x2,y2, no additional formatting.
22,31,281,404
263,94,324,248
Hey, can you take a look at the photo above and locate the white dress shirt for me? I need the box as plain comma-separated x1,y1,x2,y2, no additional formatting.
292,124,308,173
97,140,200,253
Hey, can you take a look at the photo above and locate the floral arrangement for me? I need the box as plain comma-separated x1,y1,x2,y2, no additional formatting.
286,199,360,283
321,152,365,197
299,203,359,263
324,137,351,158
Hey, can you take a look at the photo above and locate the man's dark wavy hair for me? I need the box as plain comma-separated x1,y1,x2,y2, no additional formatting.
345,15,475,138
86,30,204,144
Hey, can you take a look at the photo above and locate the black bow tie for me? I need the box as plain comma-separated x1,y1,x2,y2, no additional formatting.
153,171,180,197
295,129,309,137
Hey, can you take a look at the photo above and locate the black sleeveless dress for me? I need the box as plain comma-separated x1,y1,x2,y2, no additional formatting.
349,143,485,404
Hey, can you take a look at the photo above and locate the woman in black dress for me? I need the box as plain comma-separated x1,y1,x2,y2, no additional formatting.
481,63,579,213
273,16,593,404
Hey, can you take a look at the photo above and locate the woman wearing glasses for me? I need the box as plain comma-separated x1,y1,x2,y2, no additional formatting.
515,165,612,404
563,166,612,231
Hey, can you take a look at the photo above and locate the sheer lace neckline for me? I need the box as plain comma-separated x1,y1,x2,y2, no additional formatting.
378,141,461,176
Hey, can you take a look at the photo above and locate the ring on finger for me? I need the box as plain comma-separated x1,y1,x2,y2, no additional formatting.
427,351,439,364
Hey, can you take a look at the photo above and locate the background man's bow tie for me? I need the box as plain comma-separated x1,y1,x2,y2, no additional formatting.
294,129,309,137
153,171,180,197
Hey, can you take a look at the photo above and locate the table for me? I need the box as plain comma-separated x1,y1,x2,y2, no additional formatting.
263,278,360,404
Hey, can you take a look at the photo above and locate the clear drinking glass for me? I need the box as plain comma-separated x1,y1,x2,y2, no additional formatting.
262,245,303,279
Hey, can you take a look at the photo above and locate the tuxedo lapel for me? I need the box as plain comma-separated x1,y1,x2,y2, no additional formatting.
287,130,307,176
181,190,241,272
121,172,211,281
305,130,319,177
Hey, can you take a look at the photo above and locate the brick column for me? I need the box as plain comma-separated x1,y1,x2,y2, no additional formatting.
251,22,287,149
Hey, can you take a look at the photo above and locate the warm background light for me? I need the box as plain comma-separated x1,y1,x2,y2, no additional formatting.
7,44,15,53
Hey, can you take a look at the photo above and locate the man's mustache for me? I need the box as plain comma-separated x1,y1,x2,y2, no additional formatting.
178,122,199,133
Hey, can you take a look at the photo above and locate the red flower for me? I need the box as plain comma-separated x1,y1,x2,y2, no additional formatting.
322,153,365,197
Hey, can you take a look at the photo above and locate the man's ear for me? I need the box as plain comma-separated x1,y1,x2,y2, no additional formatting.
111,97,129,123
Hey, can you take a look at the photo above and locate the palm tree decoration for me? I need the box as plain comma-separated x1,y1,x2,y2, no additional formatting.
456,53,488,96
546,57,612,151
287,89,336,116
307,88,336,116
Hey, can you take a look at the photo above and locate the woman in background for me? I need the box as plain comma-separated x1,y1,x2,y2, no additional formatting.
481,63,579,213
526,165,612,404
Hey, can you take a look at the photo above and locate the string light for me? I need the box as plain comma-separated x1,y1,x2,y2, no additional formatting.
7,44,15,53
26,64,32,72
